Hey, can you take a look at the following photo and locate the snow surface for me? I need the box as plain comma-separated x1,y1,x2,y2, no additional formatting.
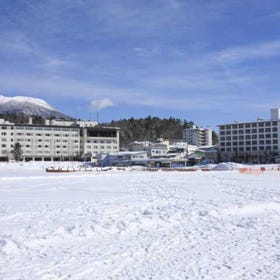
0,95,54,111
0,162,280,279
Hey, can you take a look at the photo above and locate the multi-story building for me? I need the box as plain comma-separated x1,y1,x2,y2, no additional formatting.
183,126,212,146
0,118,120,161
218,109,280,162
80,126,120,156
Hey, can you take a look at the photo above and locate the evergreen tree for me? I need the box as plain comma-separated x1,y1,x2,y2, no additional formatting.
13,142,23,161
212,131,219,145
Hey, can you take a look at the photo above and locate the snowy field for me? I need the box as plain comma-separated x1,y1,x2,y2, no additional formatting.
0,162,280,280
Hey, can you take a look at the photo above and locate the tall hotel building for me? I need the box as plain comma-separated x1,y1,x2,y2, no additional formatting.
183,126,212,147
218,109,280,162
0,118,120,161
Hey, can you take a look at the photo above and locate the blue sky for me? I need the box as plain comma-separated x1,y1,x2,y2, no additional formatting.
0,0,280,129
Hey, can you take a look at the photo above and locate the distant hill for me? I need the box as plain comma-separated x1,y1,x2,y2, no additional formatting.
0,95,72,120
104,116,195,148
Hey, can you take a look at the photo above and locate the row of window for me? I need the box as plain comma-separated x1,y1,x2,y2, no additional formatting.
86,146,118,150
220,128,278,135
23,151,76,155
221,134,278,141
23,145,80,148
220,121,278,130
220,140,278,146
86,140,118,144
220,146,278,152
14,127,79,132
15,133,79,137
15,139,79,143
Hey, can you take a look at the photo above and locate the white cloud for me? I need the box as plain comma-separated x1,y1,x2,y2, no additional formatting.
214,40,280,64
90,98,115,111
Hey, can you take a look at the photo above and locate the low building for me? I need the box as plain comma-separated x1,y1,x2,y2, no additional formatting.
99,151,149,166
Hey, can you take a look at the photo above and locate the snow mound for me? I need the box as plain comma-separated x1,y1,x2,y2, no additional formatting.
212,162,244,171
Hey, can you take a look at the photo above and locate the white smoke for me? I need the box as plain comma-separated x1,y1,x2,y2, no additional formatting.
90,98,115,111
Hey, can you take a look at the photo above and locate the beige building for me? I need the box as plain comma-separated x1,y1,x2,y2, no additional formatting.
80,126,120,157
0,119,119,161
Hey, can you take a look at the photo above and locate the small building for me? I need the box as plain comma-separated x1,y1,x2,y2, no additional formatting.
99,151,149,166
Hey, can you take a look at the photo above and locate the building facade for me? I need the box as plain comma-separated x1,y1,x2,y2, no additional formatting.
0,119,120,161
218,109,280,162
80,126,120,157
183,126,212,146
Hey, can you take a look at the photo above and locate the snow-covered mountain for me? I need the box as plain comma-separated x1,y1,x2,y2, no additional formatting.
0,95,72,119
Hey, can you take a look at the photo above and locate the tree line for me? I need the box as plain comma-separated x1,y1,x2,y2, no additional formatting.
103,116,195,148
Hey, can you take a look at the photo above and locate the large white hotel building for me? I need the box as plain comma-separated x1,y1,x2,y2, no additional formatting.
0,118,120,161
218,109,280,162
